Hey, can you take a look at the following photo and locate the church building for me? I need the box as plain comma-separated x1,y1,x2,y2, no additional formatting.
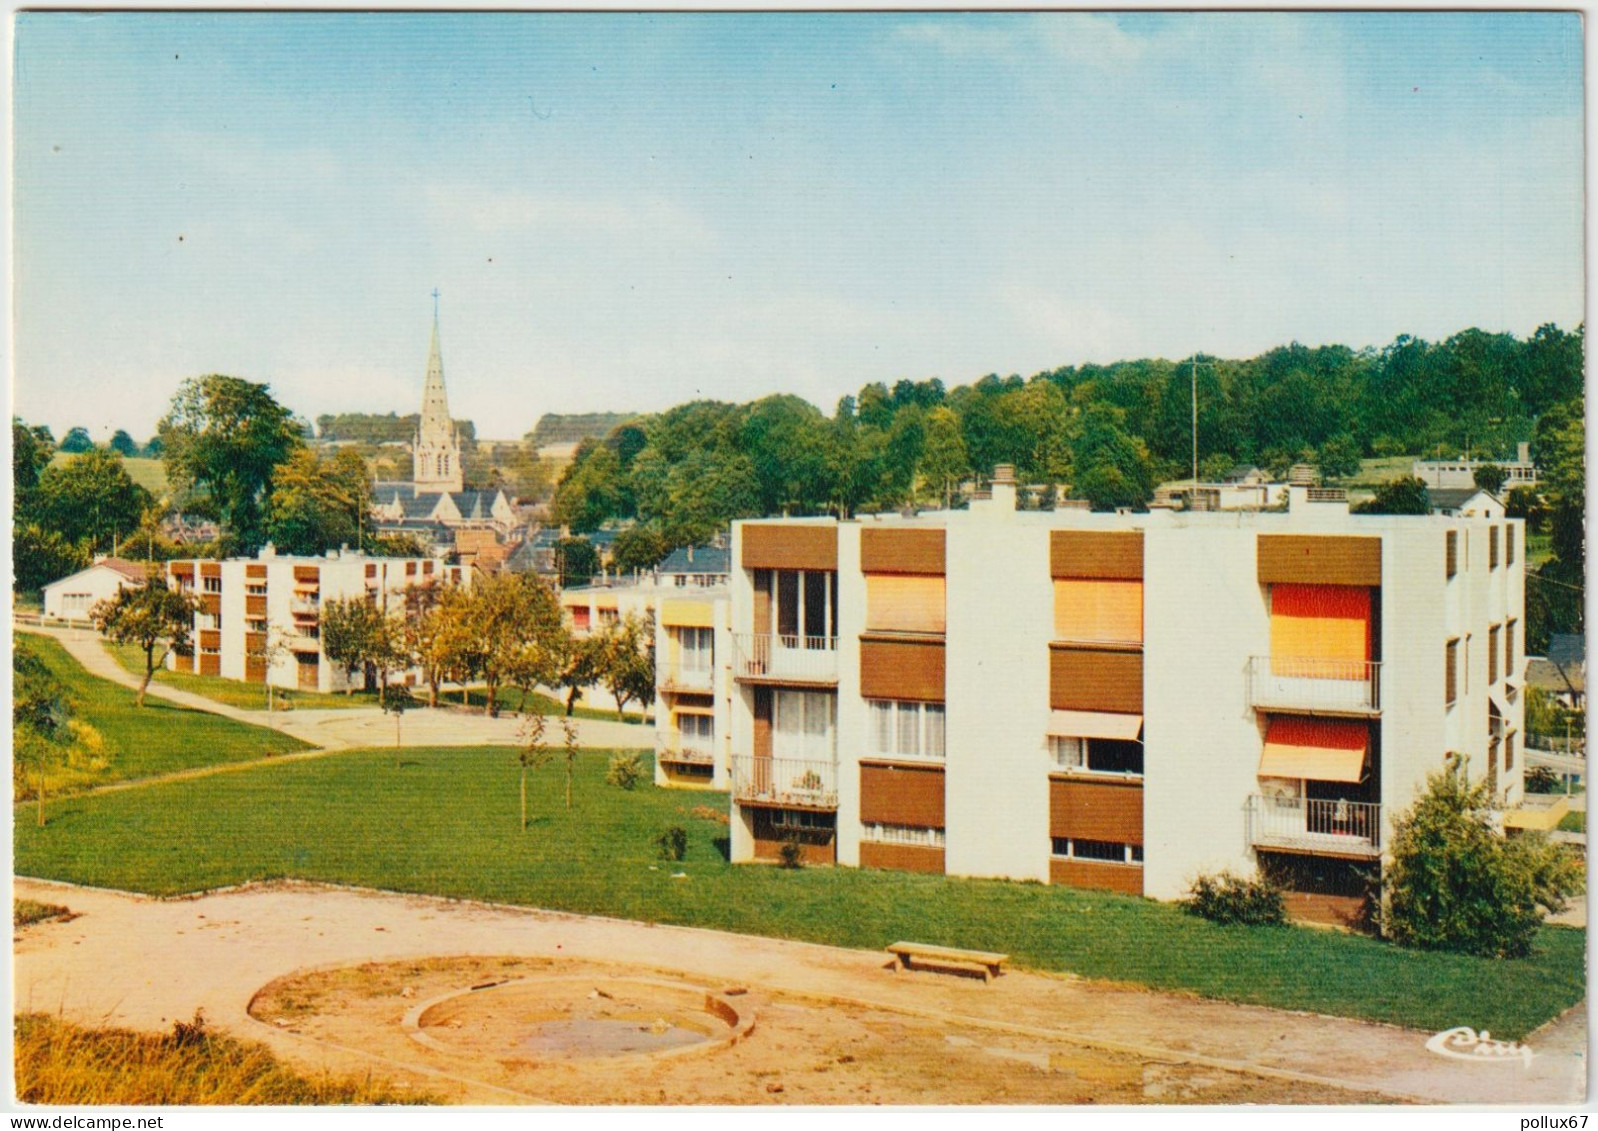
372,303,517,549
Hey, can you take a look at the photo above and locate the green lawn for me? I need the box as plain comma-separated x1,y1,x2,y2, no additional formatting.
105,643,379,712
1558,810,1585,834
19,635,311,793
14,745,1583,1040
1345,455,1418,489
453,684,651,725
50,452,168,494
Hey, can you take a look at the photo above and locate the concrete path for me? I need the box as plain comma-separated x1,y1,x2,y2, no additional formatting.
12,877,1585,1107
16,622,652,753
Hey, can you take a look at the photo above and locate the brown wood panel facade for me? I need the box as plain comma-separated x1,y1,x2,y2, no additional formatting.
1050,530,1143,580
173,651,194,673
245,659,267,683
200,563,221,580
1048,644,1142,714
752,687,773,759
201,594,221,616
1281,891,1365,928
860,528,945,576
1257,535,1382,587
1049,858,1143,895
199,630,221,651
741,524,838,572
859,762,945,828
246,564,267,579
293,566,321,584
860,635,945,702
751,809,835,865
169,563,195,581
859,841,945,874
199,654,221,677
1049,776,1144,844
246,595,267,617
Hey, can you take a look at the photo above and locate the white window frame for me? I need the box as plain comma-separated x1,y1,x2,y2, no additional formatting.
1049,735,1142,778
861,822,946,848
773,689,835,762
866,700,945,762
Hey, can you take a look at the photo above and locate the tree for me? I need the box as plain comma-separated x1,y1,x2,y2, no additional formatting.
13,418,53,493
381,685,418,767
555,537,599,588
460,573,566,718
1071,404,1153,511
13,524,91,594
1354,476,1431,515
592,613,656,720
1473,463,1509,495
1504,486,1544,530
57,427,94,453
1316,434,1363,481
90,574,198,706
318,596,397,697
109,430,139,457
14,638,71,827
918,405,969,507
265,448,373,556
31,449,153,552
609,526,667,576
556,632,602,716
1383,764,1583,958
550,441,628,531
559,716,580,810
516,713,556,830
159,375,304,551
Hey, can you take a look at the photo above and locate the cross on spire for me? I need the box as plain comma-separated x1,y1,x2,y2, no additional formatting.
431,288,440,322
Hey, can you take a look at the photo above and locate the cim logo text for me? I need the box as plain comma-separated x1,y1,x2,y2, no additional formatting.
1425,1026,1535,1067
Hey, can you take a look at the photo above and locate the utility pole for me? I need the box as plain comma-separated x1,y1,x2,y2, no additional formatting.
1191,356,1199,488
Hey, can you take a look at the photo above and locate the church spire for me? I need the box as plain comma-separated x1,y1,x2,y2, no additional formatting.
413,292,463,494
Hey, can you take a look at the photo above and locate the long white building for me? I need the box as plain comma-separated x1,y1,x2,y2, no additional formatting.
724,469,1528,923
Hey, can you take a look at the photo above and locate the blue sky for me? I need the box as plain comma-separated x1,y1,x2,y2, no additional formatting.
12,12,1584,441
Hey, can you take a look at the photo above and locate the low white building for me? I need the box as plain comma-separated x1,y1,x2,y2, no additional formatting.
722,469,1528,925
42,557,149,622
1413,443,1537,491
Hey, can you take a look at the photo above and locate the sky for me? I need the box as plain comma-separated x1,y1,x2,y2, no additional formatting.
11,11,1586,442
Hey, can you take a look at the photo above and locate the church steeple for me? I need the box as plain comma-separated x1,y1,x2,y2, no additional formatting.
412,292,463,494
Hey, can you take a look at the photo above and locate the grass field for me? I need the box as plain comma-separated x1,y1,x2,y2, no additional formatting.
15,1013,430,1105
1345,455,1417,489
48,452,169,494
14,744,1584,1040
105,643,380,711
455,684,651,725
18,635,311,795
1558,810,1585,834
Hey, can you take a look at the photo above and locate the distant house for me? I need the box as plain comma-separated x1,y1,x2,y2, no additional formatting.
42,557,149,621
655,543,731,588
1528,634,1586,709
1429,487,1505,519
1413,442,1538,491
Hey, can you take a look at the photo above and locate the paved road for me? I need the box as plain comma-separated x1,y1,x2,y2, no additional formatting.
12,877,1585,1107
17,622,653,752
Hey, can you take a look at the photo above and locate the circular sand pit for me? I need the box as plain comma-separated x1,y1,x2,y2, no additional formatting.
402,975,752,1062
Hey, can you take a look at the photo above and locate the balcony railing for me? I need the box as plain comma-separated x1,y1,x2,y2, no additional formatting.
290,597,320,616
1246,794,1382,857
730,755,838,809
658,743,715,766
1247,656,1381,715
661,664,714,693
733,633,838,684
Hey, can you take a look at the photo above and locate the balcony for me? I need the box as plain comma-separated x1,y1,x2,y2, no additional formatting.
661,664,714,694
1247,794,1382,858
730,755,838,810
291,596,320,617
1247,656,1381,716
658,743,715,767
733,633,837,686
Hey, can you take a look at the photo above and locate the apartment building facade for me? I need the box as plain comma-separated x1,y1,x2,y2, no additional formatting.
725,474,1526,918
165,547,464,693
654,587,734,790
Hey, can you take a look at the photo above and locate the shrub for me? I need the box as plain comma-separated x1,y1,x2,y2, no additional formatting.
1383,764,1585,958
1183,871,1286,926
605,753,645,791
1524,766,1561,794
777,835,804,870
655,825,688,862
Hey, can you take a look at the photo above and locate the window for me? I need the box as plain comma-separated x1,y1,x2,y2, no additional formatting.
773,690,835,761
1488,625,1500,684
866,701,945,761
246,583,267,596
674,627,714,672
1446,531,1458,579
597,608,619,628
862,823,946,848
1053,579,1142,645
761,568,836,645
769,808,834,832
865,575,945,635
1506,525,1515,567
1050,838,1142,864
1049,735,1143,776
1505,731,1516,772
676,713,714,747
1505,619,1517,680
203,576,222,594
1489,526,1500,570
1445,638,1459,706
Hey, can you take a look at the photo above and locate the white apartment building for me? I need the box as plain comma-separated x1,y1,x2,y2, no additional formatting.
1413,442,1538,491
724,470,1527,923
654,586,734,790
165,546,464,693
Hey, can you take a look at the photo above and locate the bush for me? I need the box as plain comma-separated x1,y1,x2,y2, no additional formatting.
1383,764,1584,958
1183,871,1286,926
654,825,688,862
1524,766,1561,794
777,835,804,870
605,753,645,791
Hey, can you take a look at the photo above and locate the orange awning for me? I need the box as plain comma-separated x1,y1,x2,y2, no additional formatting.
1259,717,1368,783
1047,710,1143,741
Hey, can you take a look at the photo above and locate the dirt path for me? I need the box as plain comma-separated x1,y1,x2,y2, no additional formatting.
12,877,1584,1106
16,623,653,754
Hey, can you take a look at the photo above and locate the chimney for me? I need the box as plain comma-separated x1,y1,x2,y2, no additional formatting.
989,464,1018,512
1518,441,1530,464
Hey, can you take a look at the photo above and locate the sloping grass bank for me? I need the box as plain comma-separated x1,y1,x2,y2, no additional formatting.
14,745,1583,1040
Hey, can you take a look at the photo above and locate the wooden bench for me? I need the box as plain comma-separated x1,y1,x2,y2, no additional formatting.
886,941,1009,982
